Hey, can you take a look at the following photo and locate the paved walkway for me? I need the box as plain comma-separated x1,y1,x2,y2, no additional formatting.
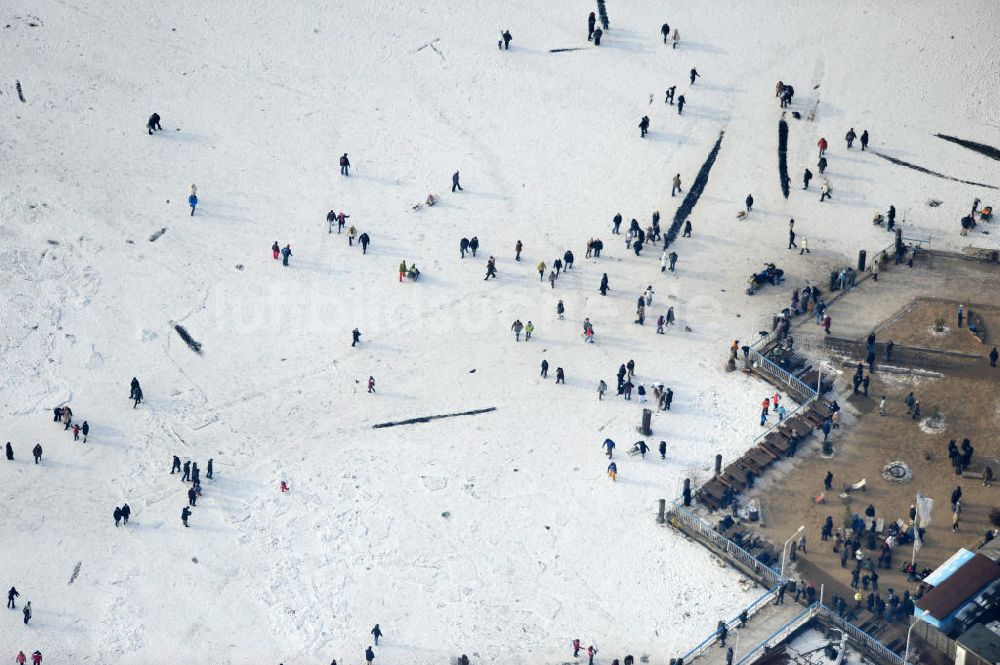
691,600,807,665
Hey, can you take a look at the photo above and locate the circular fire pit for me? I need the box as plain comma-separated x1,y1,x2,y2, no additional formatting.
882,461,913,483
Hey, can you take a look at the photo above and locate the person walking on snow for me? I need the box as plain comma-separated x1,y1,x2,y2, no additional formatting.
677,94,686,114
537,261,547,281
511,319,524,341
845,128,857,149
665,86,676,105
803,168,813,189
668,251,678,272
281,244,292,266
8,586,19,608
598,380,607,400
607,461,617,481
525,321,534,341
367,376,376,394
31,652,41,665
371,624,383,646
860,130,869,150
147,112,162,135
339,153,350,176
452,171,462,192
689,68,700,84
399,259,407,281
820,179,831,202
5,441,13,461
672,173,682,196
515,240,523,261
555,367,565,383
587,11,596,40
172,455,181,474
639,115,650,137
365,647,376,664
32,443,42,464
540,359,549,378
501,30,512,50
121,503,131,523
188,190,198,216
352,328,362,346
745,194,754,212
16,652,26,665
603,438,615,458
114,506,123,526
661,22,670,43
272,241,280,259
359,233,370,254
672,28,680,49
181,506,191,527
484,256,497,280
817,137,828,157
22,601,31,625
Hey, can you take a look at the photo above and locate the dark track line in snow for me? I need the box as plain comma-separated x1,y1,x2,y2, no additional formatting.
665,130,725,249
549,48,586,53
869,150,997,190
68,561,82,585
778,119,790,198
372,407,496,429
16,80,25,102
173,324,203,355
935,134,1000,162
149,227,167,242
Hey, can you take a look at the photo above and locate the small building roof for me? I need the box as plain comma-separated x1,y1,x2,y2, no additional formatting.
956,623,1000,664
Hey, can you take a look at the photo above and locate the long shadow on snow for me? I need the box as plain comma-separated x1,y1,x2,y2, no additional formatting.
665,131,725,250
935,134,1000,162
869,150,997,189
778,119,790,199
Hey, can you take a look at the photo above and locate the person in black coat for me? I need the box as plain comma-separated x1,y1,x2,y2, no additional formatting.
188,487,198,506
460,237,470,258
365,646,376,664
564,250,574,269
469,236,479,257
5,441,12,461
81,421,90,442
181,506,191,527
114,506,123,526
599,273,609,296
803,168,813,189
352,328,362,347
147,112,162,135
121,503,131,523
8,587,19,608
32,443,42,464
172,455,181,474
359,233,370,254
501,30,512,50
587,12,596,40
207,458,214,479
677,95,686,114
745,194,754,211
182,460,191,482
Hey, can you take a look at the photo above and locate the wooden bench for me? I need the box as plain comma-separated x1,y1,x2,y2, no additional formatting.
780,415,814,437
740,448,775,475
760,431,792,458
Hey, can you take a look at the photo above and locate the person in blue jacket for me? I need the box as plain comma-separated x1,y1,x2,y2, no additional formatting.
603,438,615,458
188,192,198,216
607,461,617,481
281,244,292,266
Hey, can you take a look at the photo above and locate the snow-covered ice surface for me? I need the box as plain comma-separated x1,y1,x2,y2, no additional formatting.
2,1,998,663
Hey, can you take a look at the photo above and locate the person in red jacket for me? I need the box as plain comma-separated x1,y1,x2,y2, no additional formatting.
16,652,26,665
31,651,43,665
817,137,828,157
